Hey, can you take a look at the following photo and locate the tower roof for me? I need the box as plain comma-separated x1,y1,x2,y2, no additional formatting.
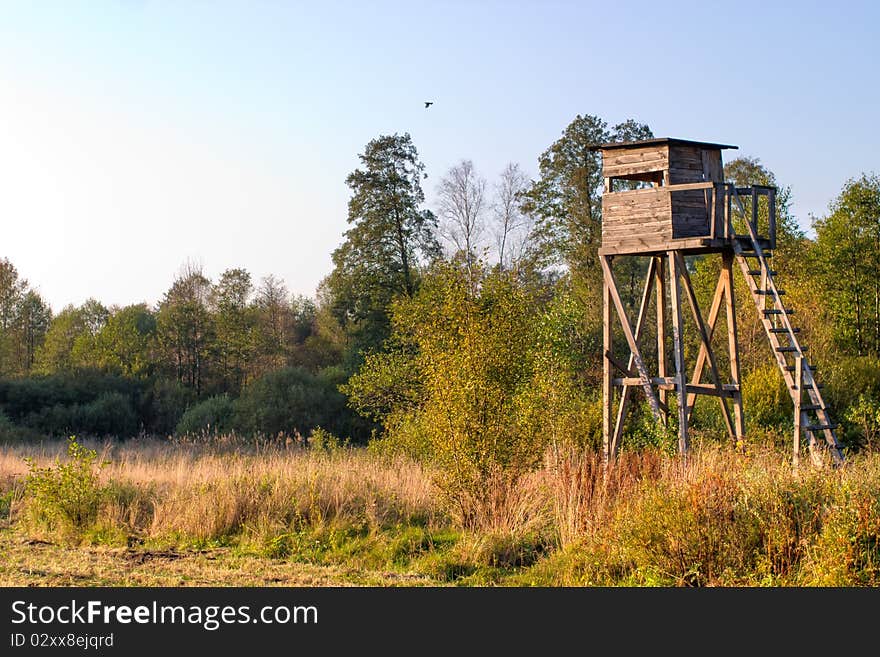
592,137,739,151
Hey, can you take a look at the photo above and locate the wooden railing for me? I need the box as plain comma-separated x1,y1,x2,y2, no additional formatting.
664,181,777,247
732,184,777,249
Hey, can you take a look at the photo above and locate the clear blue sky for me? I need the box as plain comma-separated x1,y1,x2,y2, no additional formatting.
1,1,877,311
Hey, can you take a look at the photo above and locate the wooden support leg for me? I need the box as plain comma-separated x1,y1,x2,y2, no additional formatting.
603,258,613,467
723,253,745,447
668,252,689,455
656,256,668,415
794,355,803,469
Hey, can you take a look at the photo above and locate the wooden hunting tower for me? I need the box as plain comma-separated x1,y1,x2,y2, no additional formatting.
598,138,842,466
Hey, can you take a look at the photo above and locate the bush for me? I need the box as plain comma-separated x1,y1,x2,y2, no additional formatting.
23,437,107,537
0,410,39,443
824,356,880,416
175,394,235,437
844,394,880,451
79,392,138,437
143,378,197,436
0,371,141,438
233,367,359,440
801,462,880,585
742,365,791,429
308,427,344,453
0,370,141,421
347,263,548,530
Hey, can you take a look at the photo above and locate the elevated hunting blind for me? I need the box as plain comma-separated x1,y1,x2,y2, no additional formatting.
598,137,841,466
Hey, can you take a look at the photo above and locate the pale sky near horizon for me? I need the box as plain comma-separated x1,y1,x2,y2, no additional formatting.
1,1,877,312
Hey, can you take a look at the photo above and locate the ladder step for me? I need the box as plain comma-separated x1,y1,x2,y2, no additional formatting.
734,235,773,244
805,424,838,432
792,383,824,390
769,327,800,333
756,289,785,295
776,346,807,352
784,365,816,372
801,404,822,411
764,309,794,315
747,269,777,276
741,252,772,258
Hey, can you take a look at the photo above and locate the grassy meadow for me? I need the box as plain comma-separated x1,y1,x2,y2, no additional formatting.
2,436,879,587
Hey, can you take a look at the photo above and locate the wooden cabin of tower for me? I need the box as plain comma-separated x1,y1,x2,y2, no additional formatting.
597,137,844,467
600,138,775,255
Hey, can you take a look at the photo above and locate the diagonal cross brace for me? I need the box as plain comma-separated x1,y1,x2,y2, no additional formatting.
601,256,664,424
675,252,736,441
611,257,659,457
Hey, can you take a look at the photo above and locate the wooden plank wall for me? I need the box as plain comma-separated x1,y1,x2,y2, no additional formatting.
602,187,672,250
667,146,719,238
671,189,709,238
602,145,668,179
667,145,705,183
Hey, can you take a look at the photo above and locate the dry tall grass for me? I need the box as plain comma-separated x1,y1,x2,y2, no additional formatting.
4,438,880,585
0,439,441,545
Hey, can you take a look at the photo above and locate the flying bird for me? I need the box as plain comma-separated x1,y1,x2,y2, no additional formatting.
424,101,433,108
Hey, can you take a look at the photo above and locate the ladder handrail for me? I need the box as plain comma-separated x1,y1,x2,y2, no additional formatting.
727,185,843,465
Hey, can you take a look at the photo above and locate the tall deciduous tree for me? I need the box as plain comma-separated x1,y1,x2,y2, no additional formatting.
156,264,214,396
328,133,439,353
211,268,254,392
812,174,880,357
34,299,108,373
492,162,533,271
16,291,51,372
437,159,487,277
253,274,290,376
95,304,157,378
522,115,652,283
0,260,50,375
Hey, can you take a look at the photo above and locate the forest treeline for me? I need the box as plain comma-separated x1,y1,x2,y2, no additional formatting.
1,114,879,472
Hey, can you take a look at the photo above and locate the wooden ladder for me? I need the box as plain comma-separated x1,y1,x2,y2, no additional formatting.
728,187,844,465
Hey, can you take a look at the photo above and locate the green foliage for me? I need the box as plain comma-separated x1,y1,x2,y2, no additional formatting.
0,372,141,438
0,409,38,443
624,403,678,453
348,262,549,527
94,304,157,378
844,394,880,451
825,357,880,414
233,366,364,442
811,174,880,357
327,132,440,355
800,461,880,585
174,394,235,437
23,437,107,537
211,268,255,394
143,378,197,436
155,264,214,396
522,115,651,287
33,299,108,374
741,365,791,429
533,279,600,384
308,426,344,453
78,392,139,437
0,260,51,377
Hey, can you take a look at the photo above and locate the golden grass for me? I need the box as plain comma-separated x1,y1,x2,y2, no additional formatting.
0,439,441,542
4,438,880,586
